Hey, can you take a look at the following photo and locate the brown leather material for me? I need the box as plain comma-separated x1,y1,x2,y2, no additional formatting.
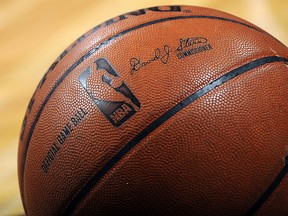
18,6,288,215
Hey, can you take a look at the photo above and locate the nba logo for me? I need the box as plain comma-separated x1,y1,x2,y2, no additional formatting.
79,58,141,127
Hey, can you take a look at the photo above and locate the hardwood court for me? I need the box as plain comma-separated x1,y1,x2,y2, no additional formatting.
0,0,287,215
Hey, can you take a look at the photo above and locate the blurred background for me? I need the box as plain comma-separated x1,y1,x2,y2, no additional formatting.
0,0,287,215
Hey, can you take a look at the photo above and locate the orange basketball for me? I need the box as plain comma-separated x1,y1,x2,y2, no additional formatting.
18,5,288,215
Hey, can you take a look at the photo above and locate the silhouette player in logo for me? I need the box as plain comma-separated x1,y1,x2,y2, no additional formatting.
79,58,140,127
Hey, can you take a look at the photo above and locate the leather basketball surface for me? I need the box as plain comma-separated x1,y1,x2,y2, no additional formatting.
18,5,288,215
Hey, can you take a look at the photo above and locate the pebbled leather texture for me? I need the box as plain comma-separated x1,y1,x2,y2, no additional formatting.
18,5,288,216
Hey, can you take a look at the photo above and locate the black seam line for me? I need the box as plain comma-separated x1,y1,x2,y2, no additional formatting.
63,56,288,215
246,156,288,216
21,15,266,183
19,14,278,209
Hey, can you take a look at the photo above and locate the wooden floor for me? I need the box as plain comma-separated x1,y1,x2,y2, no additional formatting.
0,0,287,215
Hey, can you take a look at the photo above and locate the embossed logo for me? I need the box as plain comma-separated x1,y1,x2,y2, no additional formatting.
79,58,140,127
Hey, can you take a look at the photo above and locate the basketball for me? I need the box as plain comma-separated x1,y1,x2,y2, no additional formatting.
18,5,288,215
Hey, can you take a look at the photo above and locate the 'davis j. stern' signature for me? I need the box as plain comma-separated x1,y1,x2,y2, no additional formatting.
130,45,172,75
175,37,208,52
